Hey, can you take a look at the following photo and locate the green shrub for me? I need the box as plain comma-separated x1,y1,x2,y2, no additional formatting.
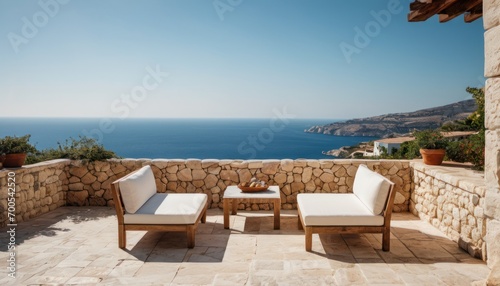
446,131,485,170
27,136,118,164
413,129,448,149
393,140,420,159
0,135,37,154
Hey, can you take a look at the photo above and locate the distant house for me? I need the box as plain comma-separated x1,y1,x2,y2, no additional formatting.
374,137,413,156
373,131,477,156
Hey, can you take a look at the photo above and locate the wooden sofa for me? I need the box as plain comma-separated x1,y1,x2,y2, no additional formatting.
297,164,396,251
111,165,208,249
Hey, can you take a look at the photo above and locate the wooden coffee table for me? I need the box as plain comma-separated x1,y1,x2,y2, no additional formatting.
223,185,281,230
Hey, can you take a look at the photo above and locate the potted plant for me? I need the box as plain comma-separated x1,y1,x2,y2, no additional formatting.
413,129,448,165
0,135,37,168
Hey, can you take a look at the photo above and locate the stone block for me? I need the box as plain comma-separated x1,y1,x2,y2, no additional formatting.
280,159,294,172
485,26,500,78
204,174,218,189
291,182,304,193
319,160,333,168
67,190,88,206
94,161,111,172
346,165,357,177
248,160,263,169
274,173,287,184
208,166,221,175
166,173,177,182
485,188,500,220
485,131,500,190
192,170,207,180
238,169,252,183
193,180,204,188
81,172,97,185
486,78,500,129
301,167,312,183
319,173,334,183
201,159,219,168
306,160,320,168
230,161,247,168
261,160,280,174
293,173,301,182
69,166,89,178
484,0,500,30
487,261,500,285
38,170,48,182
69,183,84,191
220,170,238,182
294,159,307,167
334,167,347,177
305,180,316,192
186,159,202,169
177,168,193,182
394,192,406,205
312,168,323,177
487,219,500,268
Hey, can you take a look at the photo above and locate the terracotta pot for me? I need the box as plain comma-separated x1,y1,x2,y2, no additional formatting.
3,153,27,168
419,149,445,165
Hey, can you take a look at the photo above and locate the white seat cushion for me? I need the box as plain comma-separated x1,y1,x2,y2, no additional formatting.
124,193,208,225
119,165,157,214
297,193,384,226
352,165,392,215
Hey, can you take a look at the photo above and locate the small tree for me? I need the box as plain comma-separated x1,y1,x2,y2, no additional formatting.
465,87,485,131
445,87,485,170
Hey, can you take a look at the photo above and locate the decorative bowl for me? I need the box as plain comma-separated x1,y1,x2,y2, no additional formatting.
237,183,269,192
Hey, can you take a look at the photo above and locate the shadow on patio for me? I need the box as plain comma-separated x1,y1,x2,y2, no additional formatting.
0,207,489,285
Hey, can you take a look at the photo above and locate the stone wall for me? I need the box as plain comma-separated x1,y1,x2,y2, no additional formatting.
2,157,490,262
0,159,70,228
65,159,412,212
410,162,486,260
484,0,500,279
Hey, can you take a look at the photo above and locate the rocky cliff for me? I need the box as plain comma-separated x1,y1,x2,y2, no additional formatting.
305,99,476,138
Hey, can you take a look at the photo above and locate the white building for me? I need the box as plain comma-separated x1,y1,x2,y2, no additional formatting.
373,137,413,156
373,131,477,156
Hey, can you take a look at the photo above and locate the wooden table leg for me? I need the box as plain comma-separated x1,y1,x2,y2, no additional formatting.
273,198,280,230
223,198,230,229
231,199,238,215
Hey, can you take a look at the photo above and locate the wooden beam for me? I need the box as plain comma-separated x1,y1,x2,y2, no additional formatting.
410,0,432,10
408,0,458,22
464,13,482,22
438,0,482,22
465,3,483,23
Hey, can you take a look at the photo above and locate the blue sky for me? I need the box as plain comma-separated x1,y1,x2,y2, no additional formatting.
0,0,484,119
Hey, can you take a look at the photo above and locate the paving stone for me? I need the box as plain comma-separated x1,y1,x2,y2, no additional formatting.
0,207,490,285
333,266,368,285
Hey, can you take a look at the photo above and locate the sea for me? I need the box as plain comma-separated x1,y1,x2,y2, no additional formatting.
0,118,377,160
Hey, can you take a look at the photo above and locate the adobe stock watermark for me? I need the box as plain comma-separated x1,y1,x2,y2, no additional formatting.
237,107,296,159
213,0,244,21
339,0,403,64
7,0,70,54
81,65,169,143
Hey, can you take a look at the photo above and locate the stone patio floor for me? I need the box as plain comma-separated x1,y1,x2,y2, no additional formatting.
0,207,490,285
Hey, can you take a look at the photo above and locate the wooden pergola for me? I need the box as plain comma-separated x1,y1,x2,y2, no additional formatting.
408,0,483,23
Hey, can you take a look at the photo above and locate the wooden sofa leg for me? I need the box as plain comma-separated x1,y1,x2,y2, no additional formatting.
187,226,195,248
305,227,313,251
382,227,390,251
118,224,126,249
201,209,207,224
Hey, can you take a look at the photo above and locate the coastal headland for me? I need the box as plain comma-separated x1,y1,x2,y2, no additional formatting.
305,99,476,138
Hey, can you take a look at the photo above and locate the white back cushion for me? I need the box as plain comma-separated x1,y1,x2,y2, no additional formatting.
353,165,391,215
119,165,157,214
